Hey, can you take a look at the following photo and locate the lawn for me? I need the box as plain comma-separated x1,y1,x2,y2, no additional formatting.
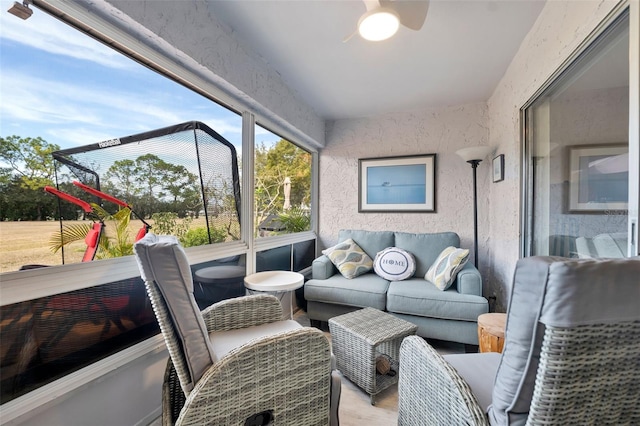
0,219,190,273
0,221,88,272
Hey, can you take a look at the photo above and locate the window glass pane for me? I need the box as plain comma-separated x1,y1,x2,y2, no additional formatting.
0,10,242,272
191,254,246,310
254,125,312,238
0,277,158,403
524,14,629,258
293,239,315,272
256,246,292,272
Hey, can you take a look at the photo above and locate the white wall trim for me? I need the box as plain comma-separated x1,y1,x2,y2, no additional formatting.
1,335,166,425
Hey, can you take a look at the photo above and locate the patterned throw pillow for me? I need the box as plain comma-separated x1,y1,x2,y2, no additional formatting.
322,238,373,279
425,246,470,291
373,247,416,281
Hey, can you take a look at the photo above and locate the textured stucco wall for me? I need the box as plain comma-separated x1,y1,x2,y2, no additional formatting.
487,0,622,310
101,0,324,148
320,102,490,283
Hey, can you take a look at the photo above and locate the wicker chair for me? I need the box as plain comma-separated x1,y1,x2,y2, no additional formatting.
398,256,640,426
134,234,340,426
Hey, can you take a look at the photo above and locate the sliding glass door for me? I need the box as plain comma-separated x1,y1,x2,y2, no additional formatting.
523,7,639,259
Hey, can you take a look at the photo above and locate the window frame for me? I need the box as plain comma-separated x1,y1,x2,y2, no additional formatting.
519,1,634,257
1,0,320,417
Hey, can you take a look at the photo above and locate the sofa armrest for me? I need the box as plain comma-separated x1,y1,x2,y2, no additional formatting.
312,255,336,280
455,263,482,296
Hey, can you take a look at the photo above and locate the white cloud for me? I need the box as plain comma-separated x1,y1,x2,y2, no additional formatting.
0,7,133,69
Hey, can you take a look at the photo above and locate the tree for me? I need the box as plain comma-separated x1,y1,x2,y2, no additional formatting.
103,154,200,218
0,136,60,220
254,139,311,231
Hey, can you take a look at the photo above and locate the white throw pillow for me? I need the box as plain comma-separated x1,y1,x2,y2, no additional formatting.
373,247,416,281
425,246,470,291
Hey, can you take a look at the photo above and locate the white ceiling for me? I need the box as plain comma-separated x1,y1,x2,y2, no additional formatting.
206,0,546,120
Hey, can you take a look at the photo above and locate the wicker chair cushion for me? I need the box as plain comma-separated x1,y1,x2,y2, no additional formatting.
134,234,216,391
489,256,640,425
540,257,640,327
443,352,501,411
488,257,556,425
209,319,301,357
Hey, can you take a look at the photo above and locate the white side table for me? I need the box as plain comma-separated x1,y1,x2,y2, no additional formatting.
244,271,304,319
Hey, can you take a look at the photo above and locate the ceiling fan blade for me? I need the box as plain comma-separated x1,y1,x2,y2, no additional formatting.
343,29,358,43
382,0,429,31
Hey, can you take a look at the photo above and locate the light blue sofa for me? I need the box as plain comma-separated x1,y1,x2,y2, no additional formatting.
304,229,489,345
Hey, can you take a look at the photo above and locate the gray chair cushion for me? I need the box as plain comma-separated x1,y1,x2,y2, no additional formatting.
394,231,460,277
488,256,551,426
387,279,488,321
488,256,640,426
305,273,389,310
444,352,501,411
134,234,216,391
210,319,302,358
337,229,394,260
540,257,640,327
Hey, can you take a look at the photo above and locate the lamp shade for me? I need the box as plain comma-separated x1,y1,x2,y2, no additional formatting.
456,146,493,162
358,8,400,41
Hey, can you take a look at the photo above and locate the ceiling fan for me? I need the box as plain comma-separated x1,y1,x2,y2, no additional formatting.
345,0,430,42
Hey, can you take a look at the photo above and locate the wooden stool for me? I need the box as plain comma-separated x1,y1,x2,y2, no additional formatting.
478,313,507,353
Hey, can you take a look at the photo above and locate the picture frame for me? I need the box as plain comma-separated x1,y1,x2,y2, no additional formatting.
493,154,504,183
568,144,628,213
358,154,436,213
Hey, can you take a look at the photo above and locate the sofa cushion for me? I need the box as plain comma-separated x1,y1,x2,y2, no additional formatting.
323,238,373,279
592,232,627,258
373,247,416,281
386,279,488,322
394,232,460,277
305,273,389,311
425,246,470,291
338,229,395,259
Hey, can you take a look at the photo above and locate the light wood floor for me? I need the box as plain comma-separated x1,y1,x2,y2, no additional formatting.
148,309,465,425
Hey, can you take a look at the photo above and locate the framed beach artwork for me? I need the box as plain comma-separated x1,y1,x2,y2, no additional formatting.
568,144,628,213
358,154,436,213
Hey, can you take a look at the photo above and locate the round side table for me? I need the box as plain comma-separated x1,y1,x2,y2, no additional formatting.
478,313,507,353
244,271,304,319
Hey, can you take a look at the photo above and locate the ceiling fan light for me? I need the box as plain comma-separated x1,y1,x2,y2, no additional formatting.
358,8,400,41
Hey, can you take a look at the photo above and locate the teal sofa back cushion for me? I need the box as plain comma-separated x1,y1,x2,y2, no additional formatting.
394,232,460,278
338,229,394,260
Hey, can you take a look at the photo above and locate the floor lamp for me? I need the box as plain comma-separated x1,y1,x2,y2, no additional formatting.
456,146,493,267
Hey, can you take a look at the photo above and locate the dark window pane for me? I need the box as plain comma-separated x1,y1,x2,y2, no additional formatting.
256,246,292,272
191,255,247,310
0,277,158,403
293,239,315,272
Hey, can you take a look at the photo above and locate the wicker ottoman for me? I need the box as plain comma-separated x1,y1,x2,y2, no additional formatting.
329,307,418,404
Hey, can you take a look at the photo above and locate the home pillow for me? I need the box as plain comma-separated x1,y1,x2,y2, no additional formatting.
322,238,373,279
373,247,416,281
425,246,470,290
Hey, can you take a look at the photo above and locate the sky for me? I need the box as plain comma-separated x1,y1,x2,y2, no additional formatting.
0,2,279,151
